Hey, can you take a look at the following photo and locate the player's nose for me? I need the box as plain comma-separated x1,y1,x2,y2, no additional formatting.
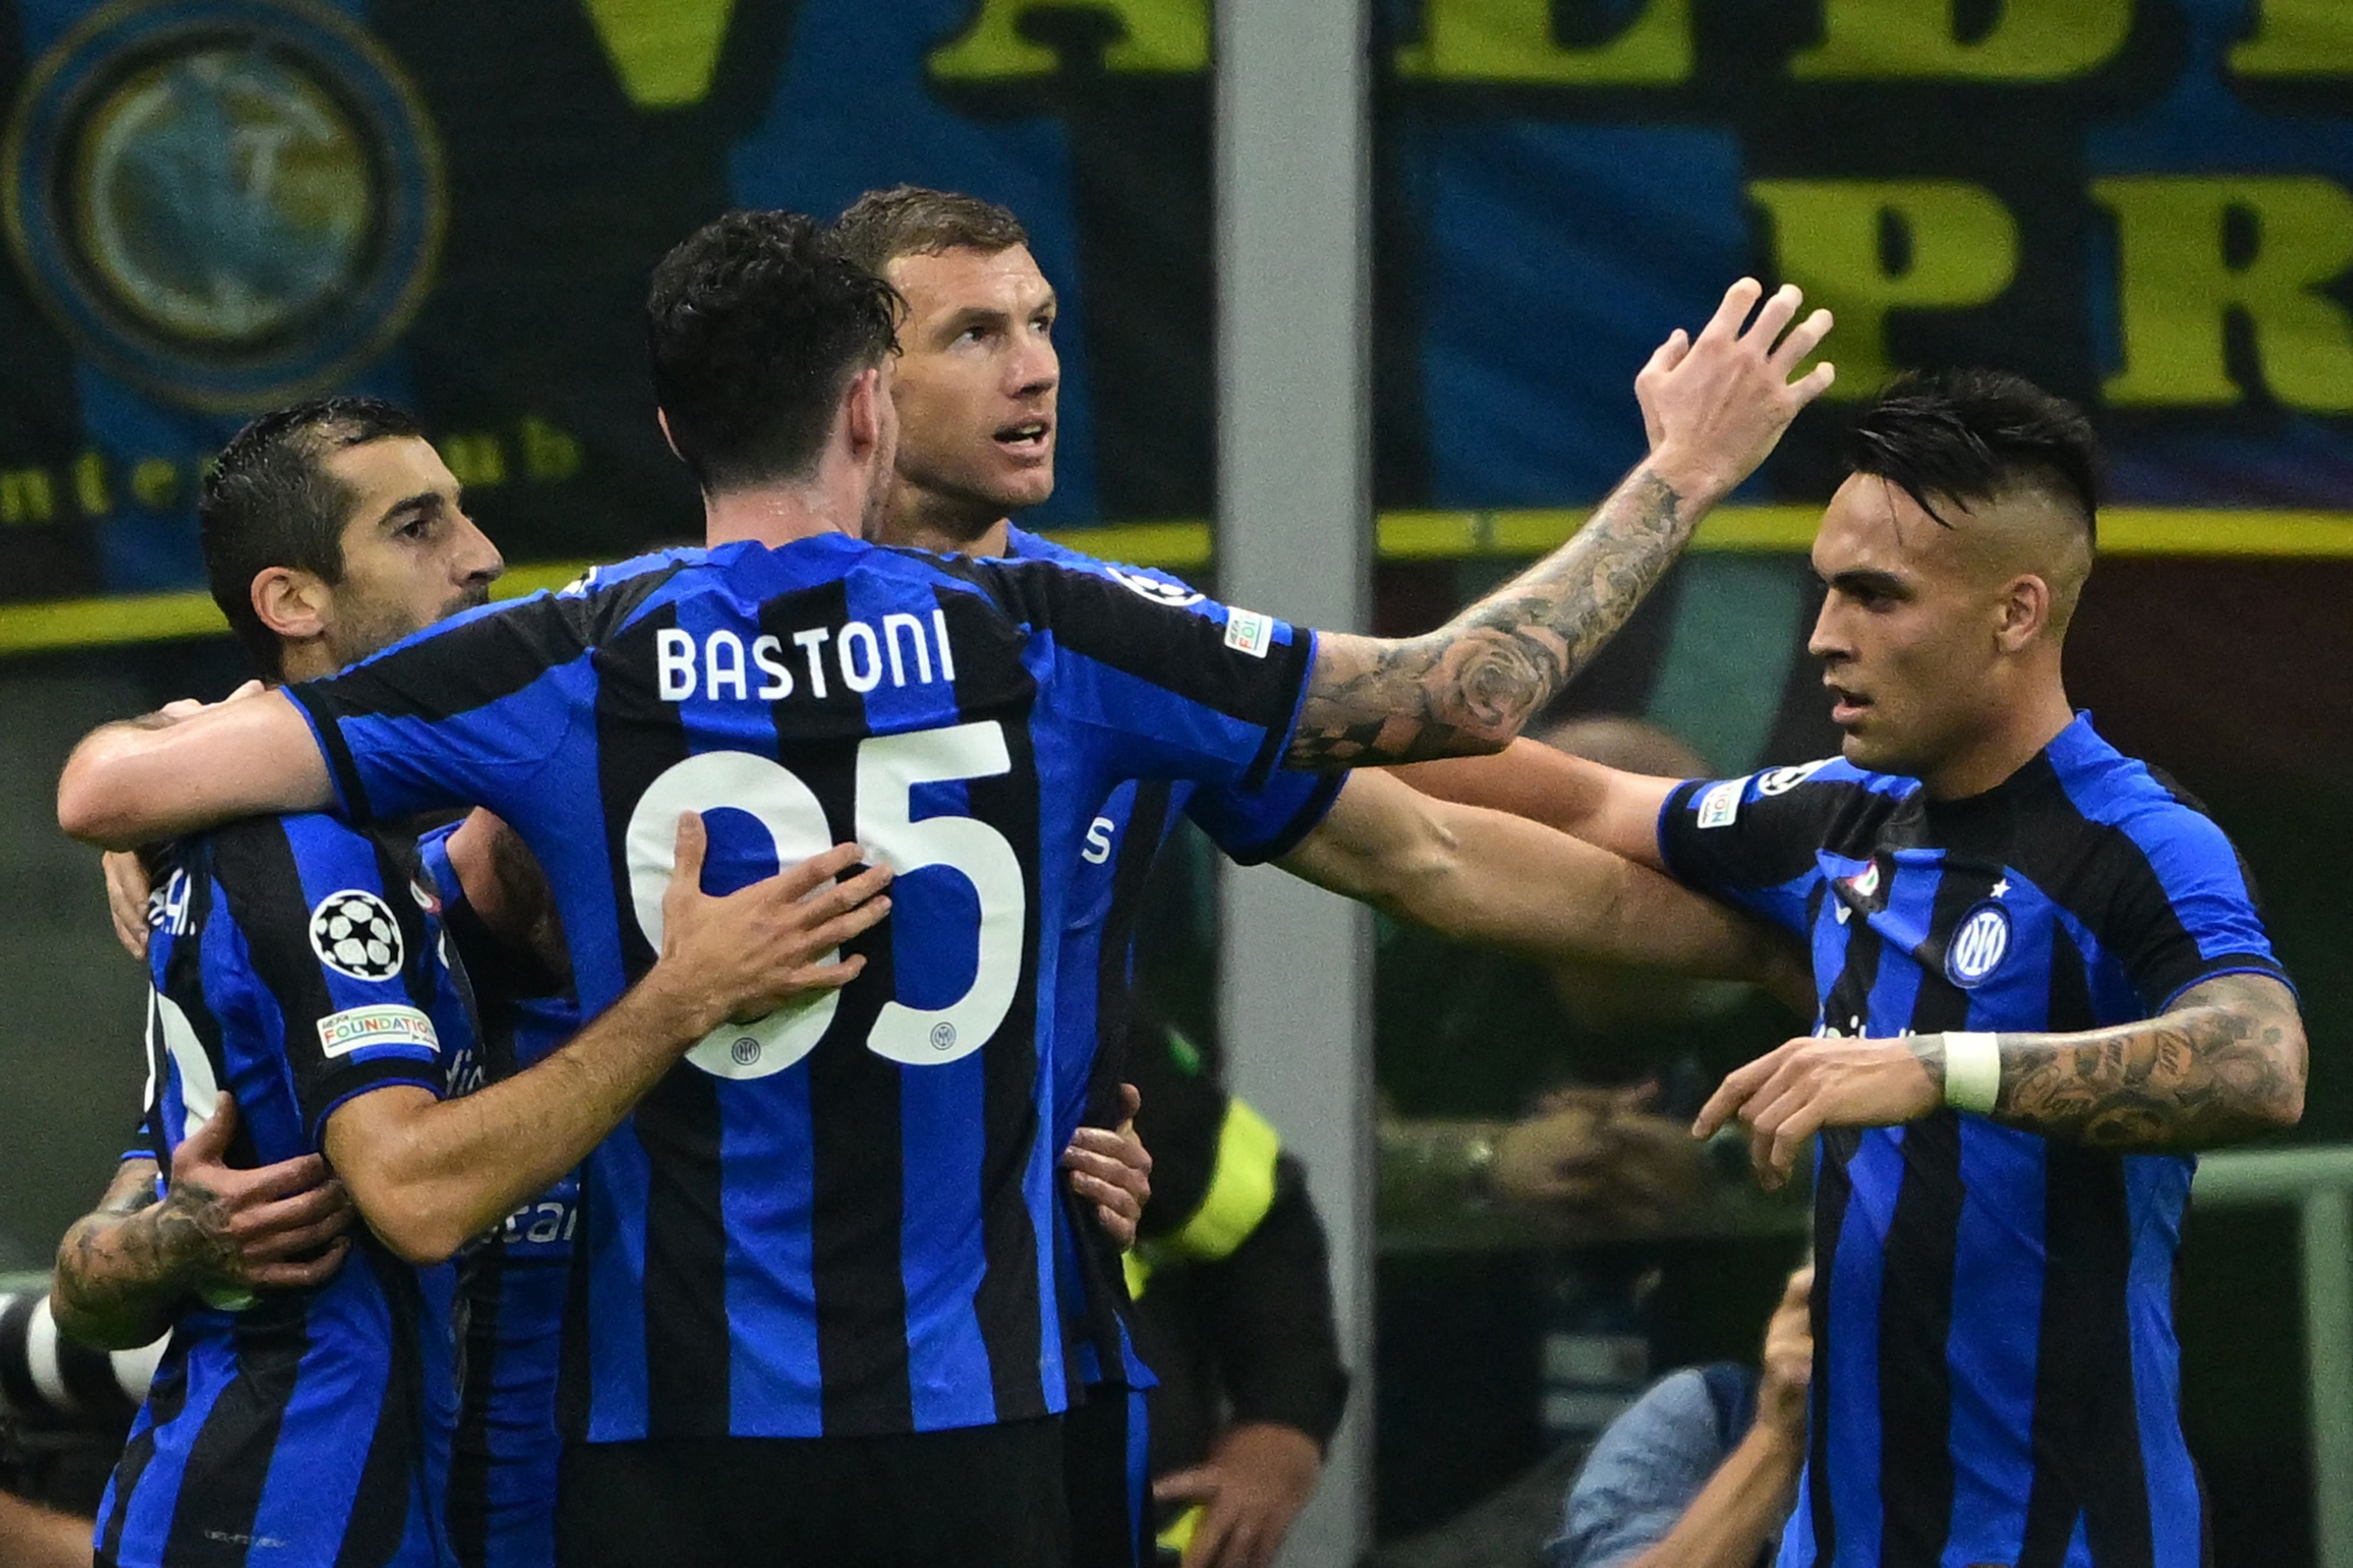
454,513,505,587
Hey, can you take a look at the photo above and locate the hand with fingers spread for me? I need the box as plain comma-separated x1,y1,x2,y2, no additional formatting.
1637,278,1836,505
1062,1083,1151,1250
1691,1033,1940,1190
639,813,894,1041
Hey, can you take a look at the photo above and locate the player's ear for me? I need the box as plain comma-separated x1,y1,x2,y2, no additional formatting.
1994,573,2049,652
654,408,683,463
842,366,884,463
252,566,331,645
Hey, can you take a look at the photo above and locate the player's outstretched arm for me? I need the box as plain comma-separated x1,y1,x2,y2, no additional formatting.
1278,771,1810,1006
1286,280,1832,770
325,817,892,1265
1389,738,1681,872
58,688,332,850
1696,973,2306,1187
52,1101,353,1349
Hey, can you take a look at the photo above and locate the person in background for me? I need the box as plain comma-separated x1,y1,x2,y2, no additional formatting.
1116,1012,1348,1568
1546,1265,1811,1568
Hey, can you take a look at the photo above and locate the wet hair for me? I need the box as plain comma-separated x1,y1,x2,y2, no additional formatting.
201,397,425,679
830,185,1029,278
645,209,901,492
1846,369,2102,546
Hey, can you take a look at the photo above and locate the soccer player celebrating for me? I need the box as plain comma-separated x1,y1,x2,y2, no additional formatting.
54,399,892,1568
56,211,1831,1566
832,183,1827,1568
1401,370,2306,1567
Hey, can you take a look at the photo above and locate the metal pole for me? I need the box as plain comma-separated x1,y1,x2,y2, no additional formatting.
2302,1189,2353,1568
1213,1,1372,1563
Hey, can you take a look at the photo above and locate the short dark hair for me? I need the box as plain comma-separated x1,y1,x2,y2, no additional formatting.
646,210,901,492
201,396,425,679
1846,370,2102,545
831,185,1029,277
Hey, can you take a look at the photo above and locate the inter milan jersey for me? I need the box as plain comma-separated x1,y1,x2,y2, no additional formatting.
1004,528,1341,1394
418,827,576,1568
1658,715,2288,1568
99,815,472,1568
284,531,1316,1442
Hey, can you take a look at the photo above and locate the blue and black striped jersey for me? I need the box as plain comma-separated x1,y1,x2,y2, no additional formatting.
99,815,472,1568
417,826,575,1568
1004,528,1340,1393
284,532,1317,1442
1658,715,2288,1568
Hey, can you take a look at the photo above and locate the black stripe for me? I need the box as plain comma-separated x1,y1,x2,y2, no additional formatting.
335,1247,429,1568
1874,858,1984,1568
964,556,1312,752
1088,784,1175,1130
595,599,734,1436
286,684,377,824
448,1250,505,1567
167,1297,312,1562
557,1180,594,1443
99,1337,190,1564
208,820,355,1143
966,693,1049,1424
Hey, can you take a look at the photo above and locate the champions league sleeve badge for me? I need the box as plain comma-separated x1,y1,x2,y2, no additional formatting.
4,0,445,412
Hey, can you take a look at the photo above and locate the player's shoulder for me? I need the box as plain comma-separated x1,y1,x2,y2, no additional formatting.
2044,719,2240,856
1004,527,1208,606
1683,755,1915,824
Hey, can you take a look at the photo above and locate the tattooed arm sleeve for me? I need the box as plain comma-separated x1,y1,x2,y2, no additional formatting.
50,1159,202,1350
1290,470,1694,767
1973,973,2306,1149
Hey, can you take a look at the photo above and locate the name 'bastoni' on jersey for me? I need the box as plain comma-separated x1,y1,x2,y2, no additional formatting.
283,533,1318,1443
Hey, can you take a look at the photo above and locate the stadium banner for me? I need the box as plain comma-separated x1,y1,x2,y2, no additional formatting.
1,0,2350,616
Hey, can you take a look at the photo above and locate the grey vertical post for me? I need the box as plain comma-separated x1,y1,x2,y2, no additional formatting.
1213,2,1374,1564
2302,1187,2353,1568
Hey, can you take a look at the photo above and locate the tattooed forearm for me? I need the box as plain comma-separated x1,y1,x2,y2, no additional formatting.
51,1164,232,1349
1290,469,1694,767
1985,974,2306,1150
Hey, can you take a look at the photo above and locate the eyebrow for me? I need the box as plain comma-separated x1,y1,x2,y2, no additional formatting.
1817,566,1912,597
377,491,446,529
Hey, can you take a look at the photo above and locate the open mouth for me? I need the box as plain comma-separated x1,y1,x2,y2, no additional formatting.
1827,683,1872,725
994,419,1052,456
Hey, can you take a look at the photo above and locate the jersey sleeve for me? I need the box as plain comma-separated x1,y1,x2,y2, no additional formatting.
206,818,450,1148
1184,770,1344,866
2105,805,2291,1013
974,559,1315,793
283,591,599,825
1655,759,1865,935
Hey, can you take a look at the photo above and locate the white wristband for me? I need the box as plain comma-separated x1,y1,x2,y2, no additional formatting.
1942,1032,2001,1115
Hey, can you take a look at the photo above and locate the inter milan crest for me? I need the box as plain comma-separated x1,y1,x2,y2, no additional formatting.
4,0,445,411
309,889,404,981
1945,900,2012,989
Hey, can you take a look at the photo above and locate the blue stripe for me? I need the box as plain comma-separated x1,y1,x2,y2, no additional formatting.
246,1323,392,1560
899,1053,997,1429
1125,1384,1152,1554
2127,1154,2203,1568
722,1067,823,1436
583,1124,652,1442
1942,1117,2047,1563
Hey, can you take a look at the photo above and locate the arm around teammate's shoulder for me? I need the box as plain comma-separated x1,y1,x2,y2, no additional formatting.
327,817,892,1264
58,687,333,850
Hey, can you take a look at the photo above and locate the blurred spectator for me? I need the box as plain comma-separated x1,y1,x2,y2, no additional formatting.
1374,716,1804,1535
1122,1013,1349,1568
1546,1265,1811,1568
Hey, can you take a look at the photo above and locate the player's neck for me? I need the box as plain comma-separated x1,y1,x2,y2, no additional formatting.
879,481,1011,559
701,483,857,552
1922,678,2077,801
